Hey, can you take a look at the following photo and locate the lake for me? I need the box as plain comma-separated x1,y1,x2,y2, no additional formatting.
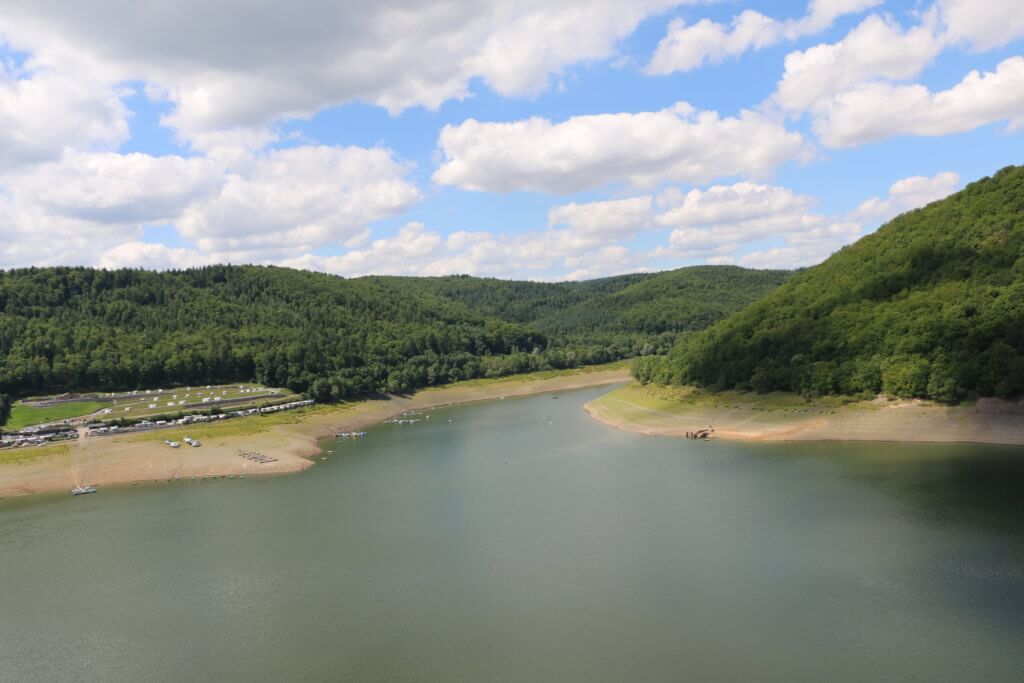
2,385,1023,681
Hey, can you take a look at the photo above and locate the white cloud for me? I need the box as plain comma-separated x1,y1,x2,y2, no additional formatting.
728,242,847,269
852,171,961,223
0,196,146,269
284,223,446,277
562,246,642,281
7,151,223,224
774,14,945,113
645,0,881,75
98,242,212,270
656,182,815,229
0,144,421,270
645,180,866,267
938,0,1024,51
283,214,651,280
547,196,652,238
812,56,1024,147
178,145,421,259
0,0,686,148
433,102,808,193
673,170,962,269
0,61,129,170
0,150,223,269
44,167,963,279
283,171,963,280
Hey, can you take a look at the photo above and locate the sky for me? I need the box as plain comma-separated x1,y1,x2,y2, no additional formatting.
0,0,1022,280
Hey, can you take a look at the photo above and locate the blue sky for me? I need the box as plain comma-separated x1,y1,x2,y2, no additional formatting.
0,0,1022,279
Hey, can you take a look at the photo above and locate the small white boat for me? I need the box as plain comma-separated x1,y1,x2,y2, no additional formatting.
70,485,97,495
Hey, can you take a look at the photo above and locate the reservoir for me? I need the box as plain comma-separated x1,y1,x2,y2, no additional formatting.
2,385,1023,681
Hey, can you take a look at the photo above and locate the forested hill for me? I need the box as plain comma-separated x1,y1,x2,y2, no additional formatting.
0,264,789,405
640,165,1024,402
390,265,791,336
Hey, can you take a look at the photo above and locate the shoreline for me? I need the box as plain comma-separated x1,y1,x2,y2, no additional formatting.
584,383,1024,446
0,366,629,499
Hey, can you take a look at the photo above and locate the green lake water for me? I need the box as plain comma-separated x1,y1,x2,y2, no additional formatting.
2,385,1024,681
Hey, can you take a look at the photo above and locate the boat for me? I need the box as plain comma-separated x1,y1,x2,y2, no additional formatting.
70,485,97,495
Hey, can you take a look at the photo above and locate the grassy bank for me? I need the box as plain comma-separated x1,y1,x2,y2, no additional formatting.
586,383,1024,445
0,443,70,466
6,402,110,430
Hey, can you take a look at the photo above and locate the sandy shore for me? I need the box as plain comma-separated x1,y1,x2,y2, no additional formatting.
0,366,629,499
585,383,1024,446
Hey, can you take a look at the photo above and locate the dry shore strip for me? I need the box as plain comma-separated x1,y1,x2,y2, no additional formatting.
585,383,1024,446
0,367,630,499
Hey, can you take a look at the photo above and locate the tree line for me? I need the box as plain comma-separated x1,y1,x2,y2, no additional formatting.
0,263,788,415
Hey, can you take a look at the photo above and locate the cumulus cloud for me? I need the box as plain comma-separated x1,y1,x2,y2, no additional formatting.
0,150,223,268
8,151,223,224
433,102,808,193
0,60,129,170
547,196,652,238
774,13,945,113
768,4,1024,148
812,56,1024,147
656,182,815,229
700,171,961,268
283,215,651,280
649,181,843,258
723,242,849,269
0,0,686,147
0,195,146,269
285,171,964,279
852,171,961,223
178,146,421,259
98,242,212,271
938,0,1024,51
645,0,881,75
0,144,421,269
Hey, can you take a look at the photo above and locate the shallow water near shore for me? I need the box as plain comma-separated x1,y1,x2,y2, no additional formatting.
2,385,1024,681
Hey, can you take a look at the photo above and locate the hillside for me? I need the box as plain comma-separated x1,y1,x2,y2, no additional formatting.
643,165,1024,402
0,264,788,411
404,266,790,337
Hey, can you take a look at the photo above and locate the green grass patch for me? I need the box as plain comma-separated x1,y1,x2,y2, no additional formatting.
598,383,879,417
644,383,874,411
6,401,111,430
123,404,343,444
0,442,70,465
95,392,300,423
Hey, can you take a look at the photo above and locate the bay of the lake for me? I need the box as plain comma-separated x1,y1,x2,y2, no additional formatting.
2,385,1023,682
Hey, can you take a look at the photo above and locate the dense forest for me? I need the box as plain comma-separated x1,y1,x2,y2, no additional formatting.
635,165,1024,402
0,264,788,411
423,266,792,337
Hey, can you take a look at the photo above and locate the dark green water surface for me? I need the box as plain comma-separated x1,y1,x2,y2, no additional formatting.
2,385,1023,681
